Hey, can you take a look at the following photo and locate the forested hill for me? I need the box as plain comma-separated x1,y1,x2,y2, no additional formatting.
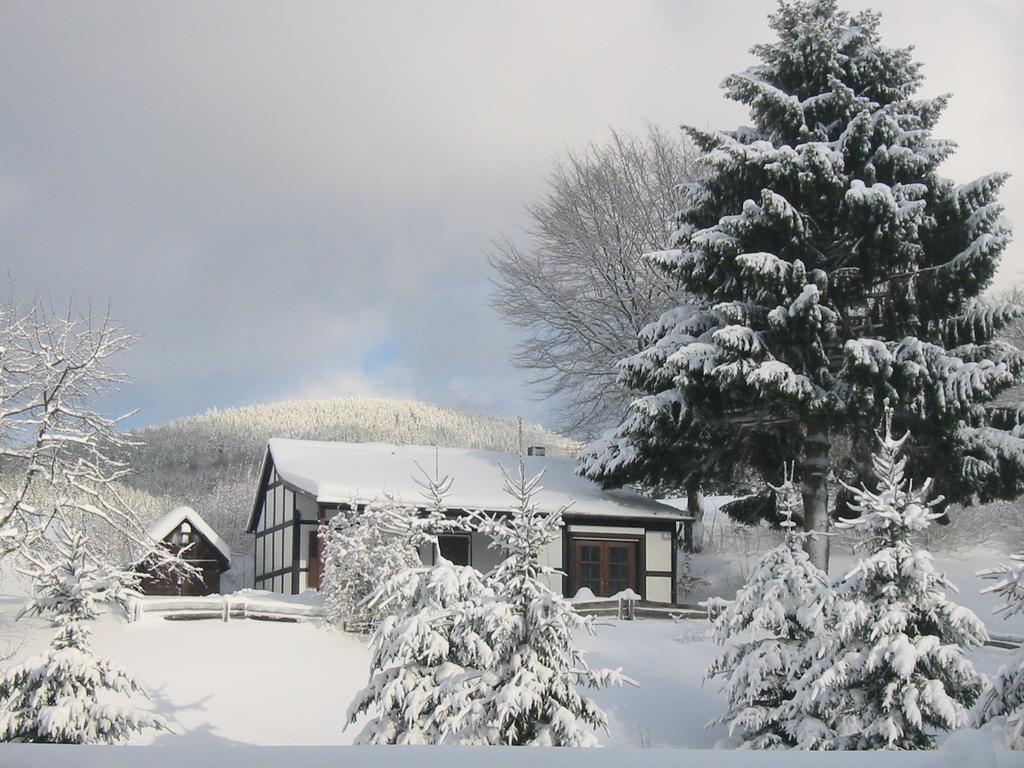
122,397,577,556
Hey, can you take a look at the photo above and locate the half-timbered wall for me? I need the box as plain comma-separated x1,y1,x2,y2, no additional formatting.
564,520,677,603
644,528,675,603
253,466,297,594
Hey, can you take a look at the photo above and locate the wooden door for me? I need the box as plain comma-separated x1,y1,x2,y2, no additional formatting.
307,530,322,589
572,539,638,597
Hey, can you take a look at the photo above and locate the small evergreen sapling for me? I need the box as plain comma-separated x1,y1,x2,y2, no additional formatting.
347,470,494,744
974,551,1024,748
320,494,423,630
0,523,164,743
706,463,832,748
795,412,987,749
465,460,632,746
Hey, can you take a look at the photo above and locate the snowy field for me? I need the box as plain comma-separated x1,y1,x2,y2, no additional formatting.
0,547,1020,759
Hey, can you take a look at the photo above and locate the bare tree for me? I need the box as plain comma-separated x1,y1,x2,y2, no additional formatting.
489,126,699,439
0,296,171,568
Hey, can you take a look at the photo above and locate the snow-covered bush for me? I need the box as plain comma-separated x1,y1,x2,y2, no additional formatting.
320,494,423,631
975,552,1024,748
465,461,632,746
794,412,987,749
706,464,832,748
347,472,495,744
0,523,164,743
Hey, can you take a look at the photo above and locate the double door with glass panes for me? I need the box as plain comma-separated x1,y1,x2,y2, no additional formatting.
572,538,638,598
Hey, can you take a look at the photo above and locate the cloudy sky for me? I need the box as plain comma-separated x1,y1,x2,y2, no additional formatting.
2,0,1021,432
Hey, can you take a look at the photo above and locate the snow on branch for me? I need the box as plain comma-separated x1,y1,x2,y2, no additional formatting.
0,296,176,574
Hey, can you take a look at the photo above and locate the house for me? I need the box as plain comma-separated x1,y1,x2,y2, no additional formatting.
246,439,691,603
137,506,232,595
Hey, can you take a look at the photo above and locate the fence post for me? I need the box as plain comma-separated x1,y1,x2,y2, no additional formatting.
617,590,639,621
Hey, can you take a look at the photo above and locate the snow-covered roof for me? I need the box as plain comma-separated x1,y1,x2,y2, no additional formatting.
148,506,232,562
258,438,687,525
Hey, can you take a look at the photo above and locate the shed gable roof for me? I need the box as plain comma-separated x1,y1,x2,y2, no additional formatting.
148,506,232,563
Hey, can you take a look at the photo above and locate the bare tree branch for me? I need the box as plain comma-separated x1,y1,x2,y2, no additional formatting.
489,126,698,437
0,295,187,575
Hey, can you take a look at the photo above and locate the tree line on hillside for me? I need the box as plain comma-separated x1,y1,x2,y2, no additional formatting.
130,397,577,472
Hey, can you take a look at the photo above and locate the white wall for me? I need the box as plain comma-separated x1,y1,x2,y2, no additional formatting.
645,575,673,603
645,529,673,572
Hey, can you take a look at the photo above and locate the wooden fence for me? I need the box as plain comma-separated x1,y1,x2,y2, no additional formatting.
123,592,1023,650
572,598,1023,650
125,593,325,623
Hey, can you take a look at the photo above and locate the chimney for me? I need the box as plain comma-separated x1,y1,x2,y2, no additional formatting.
527,446,546,457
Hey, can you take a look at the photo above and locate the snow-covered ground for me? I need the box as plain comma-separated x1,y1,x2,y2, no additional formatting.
0,546,1019,752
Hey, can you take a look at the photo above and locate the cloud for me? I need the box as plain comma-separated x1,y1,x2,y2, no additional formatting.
287,367,410,403
0,0,1020,432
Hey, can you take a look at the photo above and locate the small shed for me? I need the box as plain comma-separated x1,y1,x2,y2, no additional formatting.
137,507,232,596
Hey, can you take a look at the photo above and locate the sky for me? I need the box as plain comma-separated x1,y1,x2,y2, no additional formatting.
1,0,1021,434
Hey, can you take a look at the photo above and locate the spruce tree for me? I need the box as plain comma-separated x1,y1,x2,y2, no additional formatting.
793,411,986,749
464,461,631,746
347,471,495,744
974,551,1024,749
0,523,164,743
579,0,1021,570
706,464,832,748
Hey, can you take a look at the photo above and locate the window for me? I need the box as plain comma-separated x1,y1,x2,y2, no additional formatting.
438,534,471,567
171,521,192,547
571,539,638,597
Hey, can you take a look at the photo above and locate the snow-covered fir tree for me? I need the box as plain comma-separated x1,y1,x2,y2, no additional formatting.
974,551,1024,749
579,0,1021,572
706,463,832,748
0,523,164,743
320,494,423,630
793,411,987,749
463,460,631,746
347,470,495,744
